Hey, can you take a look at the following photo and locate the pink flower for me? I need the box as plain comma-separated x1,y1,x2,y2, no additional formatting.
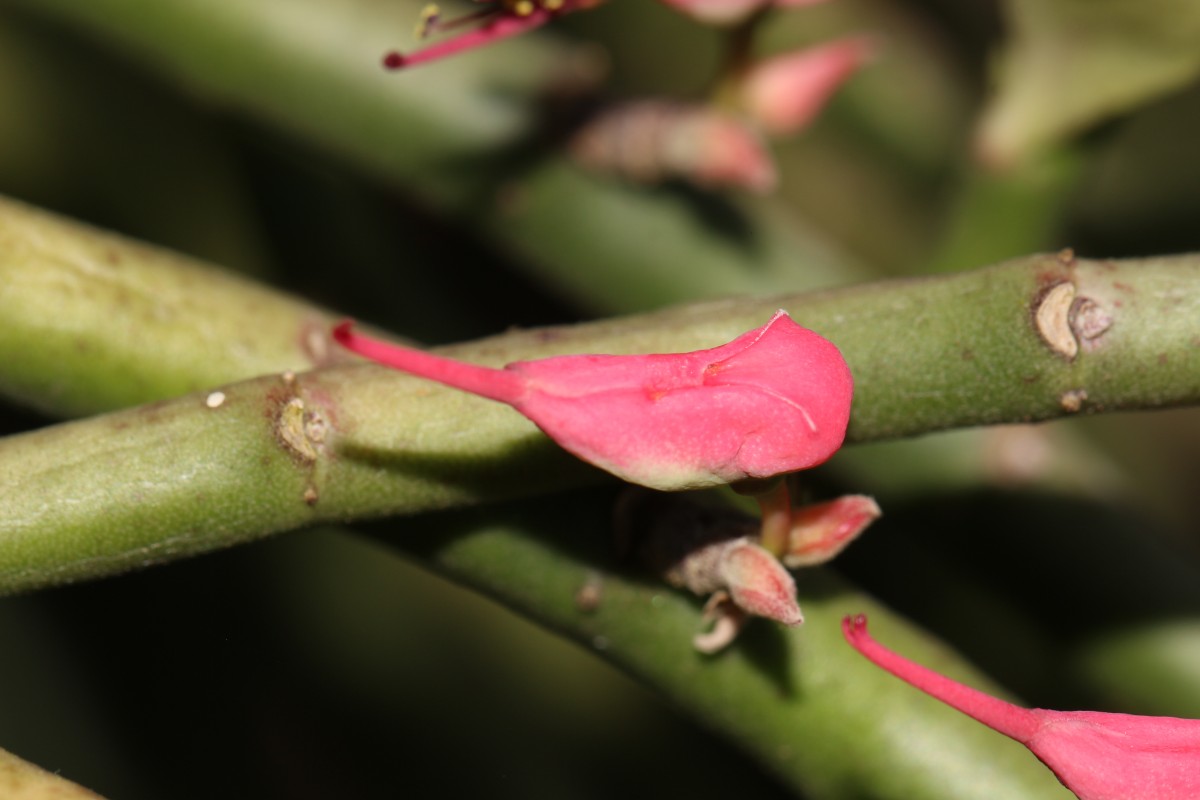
842,614,1200,800
333,310,853,492
382,0,601,71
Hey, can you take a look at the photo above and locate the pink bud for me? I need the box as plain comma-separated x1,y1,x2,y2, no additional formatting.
783,494,879,567
740,37,875,136
843,614,1200,800
693,539,803,653
719,541,803,625
333,311,852,492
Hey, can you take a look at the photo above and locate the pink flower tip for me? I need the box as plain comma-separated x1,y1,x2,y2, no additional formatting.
843,614,1200,800
333,311,853,492
841,612,867,640
382,51,407,69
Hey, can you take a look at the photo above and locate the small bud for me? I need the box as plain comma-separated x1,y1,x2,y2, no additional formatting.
783,494,879,567
719,540,803,625
740,37,876,136
616,490,805,653
334,311,852,492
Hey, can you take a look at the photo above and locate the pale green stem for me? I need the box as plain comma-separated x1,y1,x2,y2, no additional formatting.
0,196,346,416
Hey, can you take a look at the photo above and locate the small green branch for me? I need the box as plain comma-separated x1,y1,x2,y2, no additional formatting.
379,491,1074,799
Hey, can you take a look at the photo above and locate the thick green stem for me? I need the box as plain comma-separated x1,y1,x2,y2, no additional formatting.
1,249,1198,593
0,196,344,416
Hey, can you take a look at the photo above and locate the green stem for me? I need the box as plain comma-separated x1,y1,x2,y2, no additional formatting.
1,249,1198,593
378,490,1075,799
0,196,344,416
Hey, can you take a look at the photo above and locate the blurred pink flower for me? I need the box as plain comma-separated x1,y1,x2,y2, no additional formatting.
334,310,852,492
843,614,1200,800
740,36,875,135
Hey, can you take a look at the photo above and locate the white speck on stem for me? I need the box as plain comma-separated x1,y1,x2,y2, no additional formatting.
205,391,226,409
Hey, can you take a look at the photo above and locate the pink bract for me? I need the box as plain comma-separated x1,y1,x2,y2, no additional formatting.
333,311,853,491
843,614,1200,800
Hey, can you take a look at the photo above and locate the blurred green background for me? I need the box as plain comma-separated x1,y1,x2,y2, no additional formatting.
2,0,1200,797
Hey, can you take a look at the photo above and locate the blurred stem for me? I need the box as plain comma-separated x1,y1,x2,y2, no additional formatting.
1,236,1199,592
928,149,1084,273
0,746,105,799
1,0,866,310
